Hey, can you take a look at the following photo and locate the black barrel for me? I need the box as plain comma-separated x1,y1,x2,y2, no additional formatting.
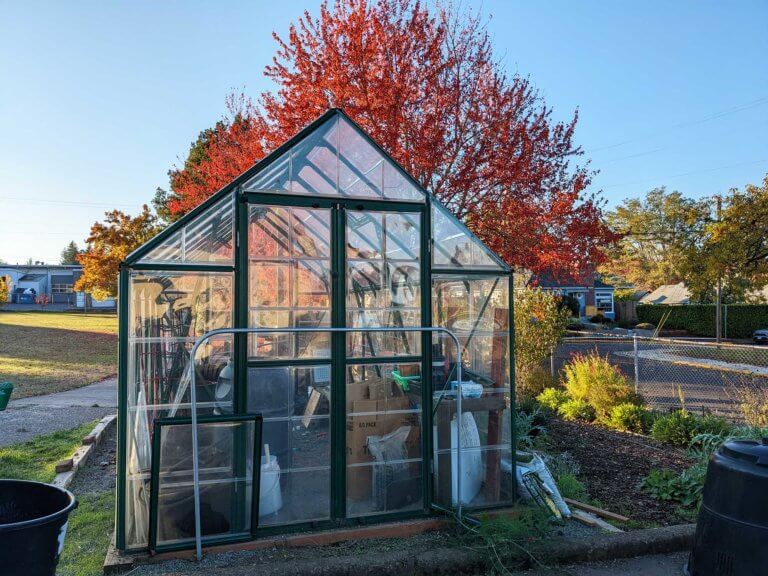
687,438,768,576
0,480,77,576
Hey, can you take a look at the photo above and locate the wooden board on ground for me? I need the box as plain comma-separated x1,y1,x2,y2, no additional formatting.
564,498,630,523
571,509,624,533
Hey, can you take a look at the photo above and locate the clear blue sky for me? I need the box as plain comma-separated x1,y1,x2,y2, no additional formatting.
1,1,766,264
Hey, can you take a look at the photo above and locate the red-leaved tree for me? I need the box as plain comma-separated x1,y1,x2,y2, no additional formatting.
163,0,616,279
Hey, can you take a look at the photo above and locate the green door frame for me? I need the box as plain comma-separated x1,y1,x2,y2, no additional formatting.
239,190,429,529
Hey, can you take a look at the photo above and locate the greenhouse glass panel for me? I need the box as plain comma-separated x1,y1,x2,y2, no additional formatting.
346,211,421,358
431,274,512,508
137,193,235,264
346,362,423,517
123,270,233,549
248,205,332,360
431,202,506,270
242,116,425,202
149,416,260,551
247,365,331,525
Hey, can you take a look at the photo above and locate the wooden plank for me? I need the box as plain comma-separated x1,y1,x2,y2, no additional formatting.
302,388,323,428
571,509,598,527
564,498,630,523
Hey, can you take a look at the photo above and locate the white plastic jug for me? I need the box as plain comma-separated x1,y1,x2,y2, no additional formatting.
259,454,283,517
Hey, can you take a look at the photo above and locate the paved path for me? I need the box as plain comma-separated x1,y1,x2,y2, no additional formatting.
513,552,688,575
0,377,117,447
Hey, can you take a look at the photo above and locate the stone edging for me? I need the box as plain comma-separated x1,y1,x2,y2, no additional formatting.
52,414,116,490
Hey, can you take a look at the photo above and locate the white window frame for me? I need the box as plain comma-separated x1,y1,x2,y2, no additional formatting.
595,291,614,313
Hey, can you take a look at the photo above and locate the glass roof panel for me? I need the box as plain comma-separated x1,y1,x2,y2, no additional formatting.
431,202,506,270
137,193,234,264
242,113,425,202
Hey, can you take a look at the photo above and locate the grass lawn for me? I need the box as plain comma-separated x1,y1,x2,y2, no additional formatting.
0,311,117,398
0,421,96,480
0,421,114,576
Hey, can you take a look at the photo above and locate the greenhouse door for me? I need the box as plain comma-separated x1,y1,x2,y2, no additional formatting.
245,198,427,529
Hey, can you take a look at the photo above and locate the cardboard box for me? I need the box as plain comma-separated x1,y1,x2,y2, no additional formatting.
347,393,419,501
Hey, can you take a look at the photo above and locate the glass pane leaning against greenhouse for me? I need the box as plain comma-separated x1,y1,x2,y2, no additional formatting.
431,202,507,270
430,274,512,509
124,270,234,549
149,416,261,550
242,115,424,202
137,193,235,264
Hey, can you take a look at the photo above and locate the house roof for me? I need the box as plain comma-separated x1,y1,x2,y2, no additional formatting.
19,273,46,281
639,282,691,305
534,271,613,290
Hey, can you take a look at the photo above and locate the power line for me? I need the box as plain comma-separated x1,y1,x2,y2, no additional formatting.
0,196,140,208
601,158,768,189
586,95,768,153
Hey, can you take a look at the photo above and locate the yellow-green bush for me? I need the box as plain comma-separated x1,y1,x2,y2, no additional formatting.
536,387,569,412
558,398,596,422
563,352,637,421
607,402,655,434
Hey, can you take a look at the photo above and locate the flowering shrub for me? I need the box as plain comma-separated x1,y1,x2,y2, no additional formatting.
562,351,637,421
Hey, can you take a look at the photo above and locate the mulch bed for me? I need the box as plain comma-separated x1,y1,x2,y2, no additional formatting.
545,418,694,526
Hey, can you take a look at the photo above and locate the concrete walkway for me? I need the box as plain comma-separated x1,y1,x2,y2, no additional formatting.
0,377,116,447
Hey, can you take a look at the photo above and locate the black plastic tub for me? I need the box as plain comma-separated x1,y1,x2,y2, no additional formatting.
0,480,77,576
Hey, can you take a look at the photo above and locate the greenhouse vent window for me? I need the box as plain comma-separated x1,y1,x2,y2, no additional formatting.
116,108,515,552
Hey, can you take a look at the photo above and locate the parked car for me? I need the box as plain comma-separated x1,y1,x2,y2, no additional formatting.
753,329,768,344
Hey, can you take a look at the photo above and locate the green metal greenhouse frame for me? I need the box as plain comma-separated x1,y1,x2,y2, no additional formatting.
116,108,516,553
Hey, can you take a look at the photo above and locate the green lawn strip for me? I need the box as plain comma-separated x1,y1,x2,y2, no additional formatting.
0,421,96,481
0,421,114,576
0,311,117,397
57,491,115,576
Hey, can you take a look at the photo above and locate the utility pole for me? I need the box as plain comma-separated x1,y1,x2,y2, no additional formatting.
715,195,722,344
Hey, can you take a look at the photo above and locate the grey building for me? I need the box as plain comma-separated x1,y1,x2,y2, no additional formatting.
0,264,115,307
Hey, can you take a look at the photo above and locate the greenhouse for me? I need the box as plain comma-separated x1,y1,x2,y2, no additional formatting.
117,108,515,553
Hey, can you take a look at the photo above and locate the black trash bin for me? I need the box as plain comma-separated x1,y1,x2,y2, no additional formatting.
687,438,768,576
0,480,77,576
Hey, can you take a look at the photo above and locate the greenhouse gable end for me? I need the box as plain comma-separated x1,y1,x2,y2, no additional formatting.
117,108,514,552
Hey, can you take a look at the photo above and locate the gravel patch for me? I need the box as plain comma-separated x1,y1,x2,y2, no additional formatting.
0,405,114,447
128,518,601,576
69,421,117,495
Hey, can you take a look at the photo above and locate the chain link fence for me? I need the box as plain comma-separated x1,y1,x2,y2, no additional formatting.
552,333,768,423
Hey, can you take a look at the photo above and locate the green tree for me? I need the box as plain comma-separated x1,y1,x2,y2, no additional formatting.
600,188,710,291
514,287,570,398
681,175,768,303
60,241,80,265
153,125,222,223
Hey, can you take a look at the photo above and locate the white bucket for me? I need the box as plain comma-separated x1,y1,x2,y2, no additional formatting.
259,455,283,517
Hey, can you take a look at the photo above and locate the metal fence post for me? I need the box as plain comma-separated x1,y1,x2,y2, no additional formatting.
550,347,556,379
633,334,639,394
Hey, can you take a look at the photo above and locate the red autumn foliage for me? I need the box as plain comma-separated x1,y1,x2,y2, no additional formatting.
165,0,616,280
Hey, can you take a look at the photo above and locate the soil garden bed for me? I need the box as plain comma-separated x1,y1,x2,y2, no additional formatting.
544,417,694,526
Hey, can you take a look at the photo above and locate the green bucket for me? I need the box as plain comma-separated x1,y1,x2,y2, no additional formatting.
0,382,13,411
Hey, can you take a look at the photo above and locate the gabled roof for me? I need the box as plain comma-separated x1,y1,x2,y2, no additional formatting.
639,282,691,305
126,108,508,272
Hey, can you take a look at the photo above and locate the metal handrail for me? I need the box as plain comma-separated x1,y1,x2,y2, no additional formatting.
187,326,464,561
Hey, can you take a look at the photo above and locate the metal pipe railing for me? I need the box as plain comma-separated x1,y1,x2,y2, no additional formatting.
187,326,464,561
